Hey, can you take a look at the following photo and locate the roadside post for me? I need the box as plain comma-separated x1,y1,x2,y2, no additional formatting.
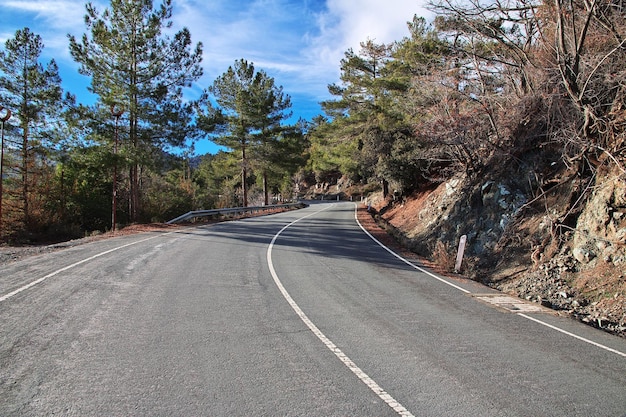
0,106,12,236
454,234,467,273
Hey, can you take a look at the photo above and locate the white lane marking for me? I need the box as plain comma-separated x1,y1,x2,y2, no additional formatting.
267,205,414,416
353,204,470,294
0,234,165,303
354,204,626,358
518,313,626,358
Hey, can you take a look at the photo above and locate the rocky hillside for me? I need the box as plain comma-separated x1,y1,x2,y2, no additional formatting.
362,162,626,338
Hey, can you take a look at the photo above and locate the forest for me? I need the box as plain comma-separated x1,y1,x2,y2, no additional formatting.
0,0,625,247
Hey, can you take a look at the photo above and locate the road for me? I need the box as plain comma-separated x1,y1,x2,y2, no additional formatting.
0,202,625,416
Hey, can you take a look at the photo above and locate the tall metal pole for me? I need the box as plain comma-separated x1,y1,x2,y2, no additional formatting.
111,105,124,232
0,106,12,237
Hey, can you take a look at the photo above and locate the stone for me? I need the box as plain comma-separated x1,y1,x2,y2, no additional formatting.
573,247,595,264
446,178,460,196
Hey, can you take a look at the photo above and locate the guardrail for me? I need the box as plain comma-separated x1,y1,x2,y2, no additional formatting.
166,202,306,224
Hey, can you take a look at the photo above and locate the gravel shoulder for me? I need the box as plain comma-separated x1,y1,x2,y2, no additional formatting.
0,224,179,266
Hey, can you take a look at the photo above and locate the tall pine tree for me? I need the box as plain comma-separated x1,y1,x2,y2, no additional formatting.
199,59,292,207
69,0,203,222
0,28,70,235
321,39,400,195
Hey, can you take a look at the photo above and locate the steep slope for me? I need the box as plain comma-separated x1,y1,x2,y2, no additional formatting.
369,164,626,337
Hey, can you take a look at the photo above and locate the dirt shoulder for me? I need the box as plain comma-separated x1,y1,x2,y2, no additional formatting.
0,207,294,266
0,224,180,266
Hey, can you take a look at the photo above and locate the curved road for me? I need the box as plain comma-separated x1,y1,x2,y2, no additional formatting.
0,202,624,416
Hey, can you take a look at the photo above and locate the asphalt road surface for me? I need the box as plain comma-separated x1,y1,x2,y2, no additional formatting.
1,202,625,416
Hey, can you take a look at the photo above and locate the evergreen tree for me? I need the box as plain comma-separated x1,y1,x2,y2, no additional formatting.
199,59,293,207
253,122,306,204
250,73,294,205
193,151,241,209
306,115,359,183
320,38,405,195
0,27,72,235
69,0,203,222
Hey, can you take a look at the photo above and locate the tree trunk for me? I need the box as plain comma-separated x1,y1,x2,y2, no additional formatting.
242,144,248,207
129,34,140,222
382,178,389,198
263,171,269,206
21,125,29,228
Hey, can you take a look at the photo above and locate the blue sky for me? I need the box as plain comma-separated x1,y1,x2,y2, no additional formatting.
1,0,431,154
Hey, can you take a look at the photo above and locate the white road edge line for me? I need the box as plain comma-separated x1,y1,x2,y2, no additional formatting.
353,203,470,294
267,205,415,417
353,203,626,359
0,233,169,303
518,313,626,358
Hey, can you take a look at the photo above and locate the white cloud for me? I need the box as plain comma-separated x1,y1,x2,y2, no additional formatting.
1,0,106,59
3,0,87,22
171,0,330,97
1,1,106,35
1,0,432,121
309,0,432,75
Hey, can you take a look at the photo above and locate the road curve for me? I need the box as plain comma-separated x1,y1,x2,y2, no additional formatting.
0,201,624,416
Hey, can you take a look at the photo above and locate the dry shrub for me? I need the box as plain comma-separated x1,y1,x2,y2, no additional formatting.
432,240,455,272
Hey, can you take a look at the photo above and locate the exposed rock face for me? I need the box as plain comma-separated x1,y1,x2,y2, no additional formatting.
573,172,626,269
374,166,626,337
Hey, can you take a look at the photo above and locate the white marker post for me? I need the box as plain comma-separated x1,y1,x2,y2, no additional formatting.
454,235,467,273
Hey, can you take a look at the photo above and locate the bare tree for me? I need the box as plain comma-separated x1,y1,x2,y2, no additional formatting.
546,0,626,166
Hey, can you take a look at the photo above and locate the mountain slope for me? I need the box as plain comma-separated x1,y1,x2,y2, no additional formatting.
368,163,626,337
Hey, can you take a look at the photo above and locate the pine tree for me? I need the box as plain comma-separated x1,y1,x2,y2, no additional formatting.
0,28,70,235
250,72,293,205
199,59,292,207
69,0,203,222
321,39,401,195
